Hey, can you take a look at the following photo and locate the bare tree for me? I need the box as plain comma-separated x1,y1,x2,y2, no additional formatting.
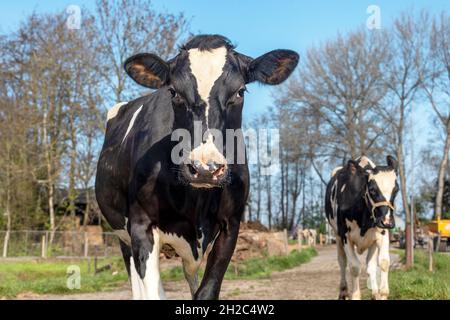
95,0,189,103
283,28,388,162
422,12,450,220
379,11,431,267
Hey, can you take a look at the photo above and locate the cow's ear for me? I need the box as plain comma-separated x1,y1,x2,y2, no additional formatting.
245,50,299,85
386,155,398,171
124,53,170,89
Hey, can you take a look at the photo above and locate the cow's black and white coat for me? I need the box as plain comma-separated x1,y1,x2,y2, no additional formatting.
95,35,298,300
325,156,399,300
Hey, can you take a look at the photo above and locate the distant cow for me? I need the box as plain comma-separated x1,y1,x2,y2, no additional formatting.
325,156,399,300
298,229,317,247
95,34,298,300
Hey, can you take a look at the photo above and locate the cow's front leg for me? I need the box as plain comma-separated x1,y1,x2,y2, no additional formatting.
336,237,349,299
182,259,199,299
343,240,361,300
377,231,390,300
130,221,165,300
194,218,240,300
366,243,380,300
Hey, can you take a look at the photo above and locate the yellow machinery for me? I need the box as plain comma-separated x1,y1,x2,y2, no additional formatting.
428,219,450,238
427,218,450,251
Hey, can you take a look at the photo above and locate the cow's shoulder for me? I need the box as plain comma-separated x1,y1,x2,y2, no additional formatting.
331,166,343,178
107,102,129,121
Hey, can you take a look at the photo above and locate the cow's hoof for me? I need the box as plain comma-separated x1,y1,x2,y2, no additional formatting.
351,292,361,300
371,293,382,300
379,293,389,300
338,284,349,300
338,288,349,300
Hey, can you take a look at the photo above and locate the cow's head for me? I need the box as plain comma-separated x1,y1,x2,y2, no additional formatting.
124,35,299,187
364,156,399,229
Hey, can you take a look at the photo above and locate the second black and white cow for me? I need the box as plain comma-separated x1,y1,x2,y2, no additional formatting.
325,156,399,300
95,34,298,300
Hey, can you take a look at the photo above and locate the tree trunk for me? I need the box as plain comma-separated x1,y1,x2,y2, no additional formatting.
68,112,78,225
83,189,91,227
435,126,450,220
266,174,272,230
43,112,56,243
2,147,11,258
397,145,413,267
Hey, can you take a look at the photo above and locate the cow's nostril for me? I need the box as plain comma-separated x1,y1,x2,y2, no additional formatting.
193,160,202,170
207,160,217,172
212,164,226,178
187,164,198,176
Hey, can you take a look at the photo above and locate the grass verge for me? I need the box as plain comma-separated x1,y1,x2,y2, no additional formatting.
0,248,317,298
0,257,128,298
389,250,450,300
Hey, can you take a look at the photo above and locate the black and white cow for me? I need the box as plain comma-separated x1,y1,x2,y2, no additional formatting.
325,156,399,300
95,35,298,300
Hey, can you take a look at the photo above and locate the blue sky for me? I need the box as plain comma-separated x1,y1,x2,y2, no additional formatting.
0,1,447,174
1,0,448,119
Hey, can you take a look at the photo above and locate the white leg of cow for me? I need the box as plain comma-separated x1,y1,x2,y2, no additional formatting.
130,256,145,300
366,243,380,300
343,241,361,300
337,237,349,299
183,259,199,299
141,229,166,300
377,231,390,300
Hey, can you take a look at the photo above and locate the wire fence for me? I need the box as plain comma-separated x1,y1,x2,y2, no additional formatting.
0,230,122,258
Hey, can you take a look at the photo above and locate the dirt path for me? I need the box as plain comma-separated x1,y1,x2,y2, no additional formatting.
18,245,400,300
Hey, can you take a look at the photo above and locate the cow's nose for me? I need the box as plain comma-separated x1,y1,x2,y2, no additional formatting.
208,161,226,179
188,160,226,179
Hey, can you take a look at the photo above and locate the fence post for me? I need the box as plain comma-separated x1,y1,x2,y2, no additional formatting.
436,232,441,253
45,231,49,257
283,228,288,254
2,230,10,258
84,232,89,258
428,235,434,272
297,229,302,252
41,235,47,258
25,230,29,256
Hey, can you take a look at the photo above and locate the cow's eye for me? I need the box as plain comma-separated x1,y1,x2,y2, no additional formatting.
168,87,178,98
237,87,247,98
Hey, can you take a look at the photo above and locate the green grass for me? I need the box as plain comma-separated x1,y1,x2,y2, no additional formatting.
0,248,317,298
390,250,450,300
0,257,128,298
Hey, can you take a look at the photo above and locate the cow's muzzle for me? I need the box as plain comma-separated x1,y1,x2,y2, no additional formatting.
376,210,396,229
182,160,227,188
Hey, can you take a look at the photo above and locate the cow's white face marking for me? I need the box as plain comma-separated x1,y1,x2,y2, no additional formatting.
188,46,227,127
122,105,143,143
369,171,396,201
107,102,128,120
